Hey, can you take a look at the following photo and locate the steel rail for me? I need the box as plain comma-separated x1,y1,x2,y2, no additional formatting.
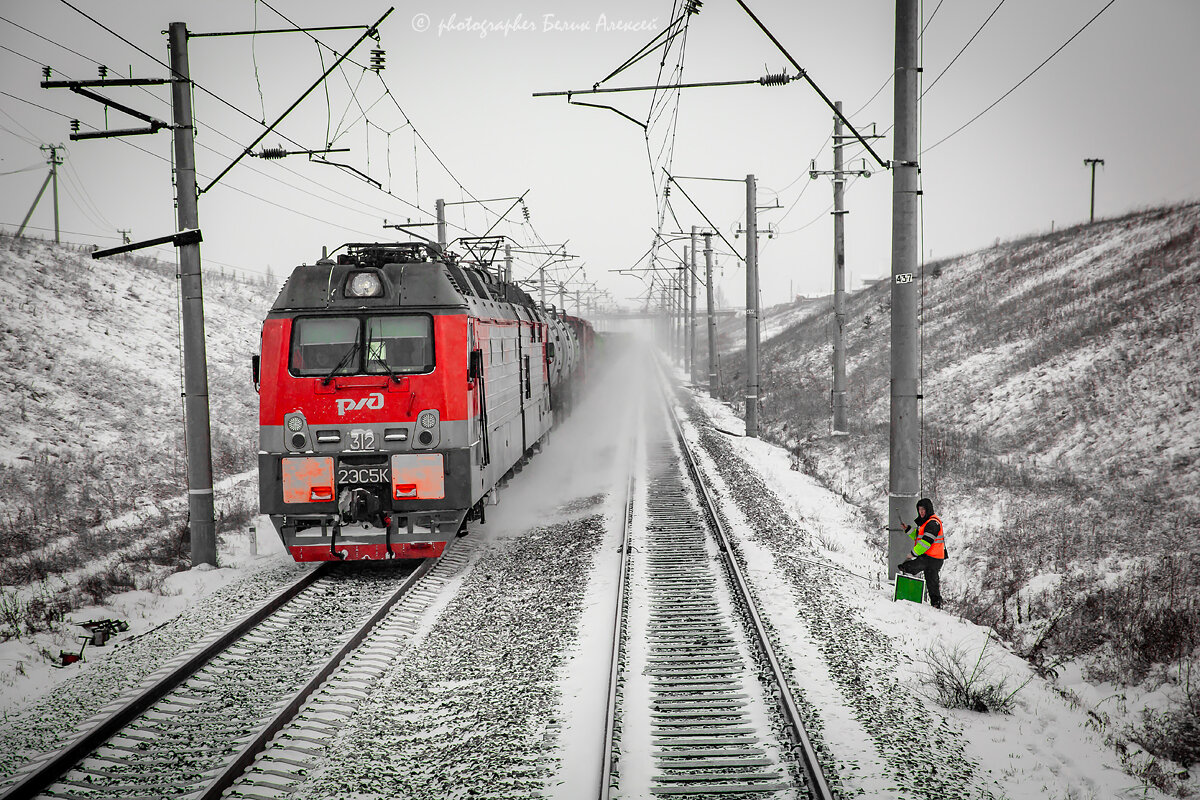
655,360,835,800
198,552,443,799
0,563,330,800
598,430,637,799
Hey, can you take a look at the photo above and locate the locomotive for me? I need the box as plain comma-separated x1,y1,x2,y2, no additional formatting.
254,242,592,561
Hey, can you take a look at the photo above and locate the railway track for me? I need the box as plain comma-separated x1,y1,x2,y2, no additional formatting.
0,551,451,800
600,365,833,799
224,540,476,798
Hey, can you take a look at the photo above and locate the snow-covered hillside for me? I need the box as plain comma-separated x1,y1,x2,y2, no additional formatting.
710,202,1200,785
0,233,276,595
0,235,271,468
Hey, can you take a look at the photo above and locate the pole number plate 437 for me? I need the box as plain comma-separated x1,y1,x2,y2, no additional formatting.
337,465,389,485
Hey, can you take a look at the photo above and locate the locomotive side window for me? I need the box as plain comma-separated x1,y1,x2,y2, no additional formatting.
290,318,359,376
366,316,434,375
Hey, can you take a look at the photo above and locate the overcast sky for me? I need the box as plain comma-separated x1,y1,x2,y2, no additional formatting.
2,0,1198,312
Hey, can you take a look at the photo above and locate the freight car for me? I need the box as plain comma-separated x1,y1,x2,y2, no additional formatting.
253,242,591,561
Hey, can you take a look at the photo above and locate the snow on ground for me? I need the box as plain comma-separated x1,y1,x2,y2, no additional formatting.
720,297,827,351
759,298,826,342
0,514,292,721
683,388,1170,799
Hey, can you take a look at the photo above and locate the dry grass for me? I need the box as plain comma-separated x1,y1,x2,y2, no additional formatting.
0,234,271,640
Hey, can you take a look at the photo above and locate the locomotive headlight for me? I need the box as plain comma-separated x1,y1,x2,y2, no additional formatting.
418,410,437,429
286,416,304,432
346,271,384,298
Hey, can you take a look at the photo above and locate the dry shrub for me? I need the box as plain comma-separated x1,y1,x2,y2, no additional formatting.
78,564,137,605
0,588,24,640
22,582,69,635
1136,690,1200,768
922,638,1026,714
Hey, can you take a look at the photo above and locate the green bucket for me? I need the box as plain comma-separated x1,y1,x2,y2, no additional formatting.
894,573,925,603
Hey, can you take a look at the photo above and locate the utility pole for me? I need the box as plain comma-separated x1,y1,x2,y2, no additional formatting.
680,260,688,366
672,263,680,364
17,145,64,241
43,144,62,242
1084,158,1104,223
810,101,874,434
661,284,670,354
43,25,218,567
888,0,920,579
745,174,760,438
118,228,131,244
682,247,691,369
43,14,384,569
504,243,512,283
168,23,217,567
704,232,718,397
539,265,546,307
831,104,848,434
435,197,447,249
689,228,698,382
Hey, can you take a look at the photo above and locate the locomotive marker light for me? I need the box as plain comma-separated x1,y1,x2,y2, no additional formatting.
414,409,441,449
285,413,309,451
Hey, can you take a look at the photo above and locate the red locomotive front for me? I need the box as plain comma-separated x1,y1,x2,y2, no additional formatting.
257,242,557,561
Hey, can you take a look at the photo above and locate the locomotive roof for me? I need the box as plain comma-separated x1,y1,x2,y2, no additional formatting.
270,242,542,315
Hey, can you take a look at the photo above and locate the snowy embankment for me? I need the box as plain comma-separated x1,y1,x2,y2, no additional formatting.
712,203,1200,792
683,390,1173,800
0,234,276,682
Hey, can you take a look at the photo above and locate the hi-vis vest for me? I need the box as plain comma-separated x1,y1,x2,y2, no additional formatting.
915,514,945,559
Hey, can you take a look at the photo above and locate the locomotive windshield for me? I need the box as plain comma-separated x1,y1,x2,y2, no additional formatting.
290,315,434,376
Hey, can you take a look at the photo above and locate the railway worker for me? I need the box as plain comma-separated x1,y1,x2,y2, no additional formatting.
898,497,946,609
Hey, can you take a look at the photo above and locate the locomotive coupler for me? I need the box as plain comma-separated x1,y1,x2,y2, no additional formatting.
340,487,383,526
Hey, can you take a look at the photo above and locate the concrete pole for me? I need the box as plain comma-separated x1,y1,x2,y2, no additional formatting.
539,265,546,307
504,243,512,283
689,227,698,382
435,197,447,250
832,101,848,434
704,232,717,397
169,22,217,567
745,174,760,438
682,247,691,369
680,263,688,367
661,284,669,355
888,0,920,578
672,265,680,364
49,146,61,243
1084,158,1104,223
